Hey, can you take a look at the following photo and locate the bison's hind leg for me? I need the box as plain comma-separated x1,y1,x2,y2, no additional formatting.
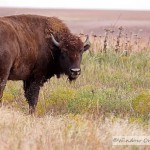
0,59,12,106
0,75,9,106
0,82,5,106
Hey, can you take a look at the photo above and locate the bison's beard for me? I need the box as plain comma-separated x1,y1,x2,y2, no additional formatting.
68,75,79,82
62,70,80,82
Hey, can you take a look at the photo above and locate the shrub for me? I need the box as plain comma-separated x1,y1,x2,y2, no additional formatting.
132,90,150,117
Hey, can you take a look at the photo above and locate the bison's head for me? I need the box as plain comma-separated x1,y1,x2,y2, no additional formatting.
51,34,90,81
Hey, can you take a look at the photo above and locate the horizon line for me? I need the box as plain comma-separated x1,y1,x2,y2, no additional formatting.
0,6,150,12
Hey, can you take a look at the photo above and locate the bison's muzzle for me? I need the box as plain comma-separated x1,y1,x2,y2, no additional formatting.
69,68,81,81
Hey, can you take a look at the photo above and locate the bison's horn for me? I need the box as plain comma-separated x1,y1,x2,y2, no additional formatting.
51,34,60,47
83,35,90,47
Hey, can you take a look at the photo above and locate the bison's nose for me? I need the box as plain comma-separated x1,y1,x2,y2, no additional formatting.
70,68,81,76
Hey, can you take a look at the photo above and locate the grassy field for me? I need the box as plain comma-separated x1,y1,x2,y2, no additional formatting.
0,34,150,149
1,107,150,150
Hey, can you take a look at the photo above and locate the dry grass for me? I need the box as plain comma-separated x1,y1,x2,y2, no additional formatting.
79,27,150,54
0,107,150,150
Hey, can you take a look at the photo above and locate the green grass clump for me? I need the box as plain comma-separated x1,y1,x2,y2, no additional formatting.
67,85,130,115
3,81,23,104
37,87,77,115
132,90,150,117
3,92,15,103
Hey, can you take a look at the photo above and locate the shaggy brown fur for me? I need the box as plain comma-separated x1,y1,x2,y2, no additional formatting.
0,15,90,114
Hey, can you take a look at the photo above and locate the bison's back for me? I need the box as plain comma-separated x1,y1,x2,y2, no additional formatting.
0,15,50,80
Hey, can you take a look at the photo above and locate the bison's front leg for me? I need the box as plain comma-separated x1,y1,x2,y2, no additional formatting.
23,80,41,114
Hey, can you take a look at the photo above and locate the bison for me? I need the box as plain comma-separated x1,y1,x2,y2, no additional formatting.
0,15,90,114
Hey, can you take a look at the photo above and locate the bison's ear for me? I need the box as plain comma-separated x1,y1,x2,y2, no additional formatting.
83,35,90,51
84,43,90,51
